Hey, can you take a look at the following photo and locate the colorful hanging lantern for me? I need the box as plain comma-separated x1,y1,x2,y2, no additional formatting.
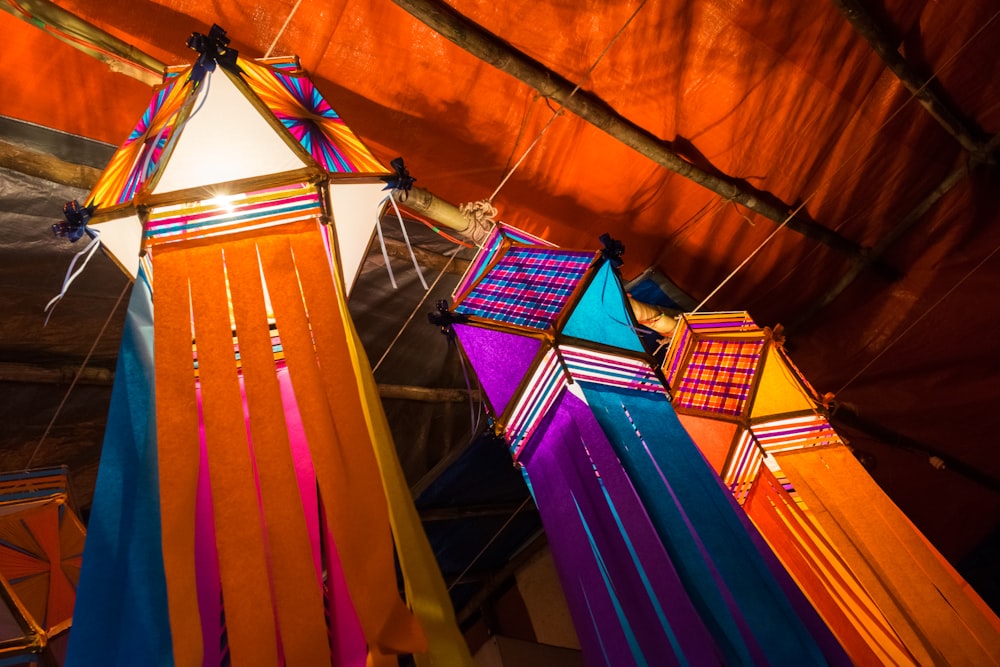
0,467,85,667
67,26,471,667
449,228,849,666
663,311,1000,665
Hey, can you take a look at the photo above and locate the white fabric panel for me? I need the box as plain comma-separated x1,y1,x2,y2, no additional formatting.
91,213,143,280
152,70,308,195
329,180,389,290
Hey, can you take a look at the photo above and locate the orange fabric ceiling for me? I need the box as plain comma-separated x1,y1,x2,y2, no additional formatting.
3,0,999,563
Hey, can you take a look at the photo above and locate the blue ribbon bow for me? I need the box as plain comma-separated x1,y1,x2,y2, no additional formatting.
381,157,416,200
187,24,242,84
599,232,625,268
52,200,94,242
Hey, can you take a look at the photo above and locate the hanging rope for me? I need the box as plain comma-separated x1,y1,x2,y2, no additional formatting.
447,496,533,592
487,0,649,203
26,279,131,471
835,240,1000,395
264,0,305,58
692,7,1000,313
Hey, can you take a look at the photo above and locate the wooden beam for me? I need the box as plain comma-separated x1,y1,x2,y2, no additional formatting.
381,237,471,275
390,0,875,263
831,402,1000,493
832,0,989,159
0,139,102,190
0,361,114,385
0,0,164,86
419,502,538,522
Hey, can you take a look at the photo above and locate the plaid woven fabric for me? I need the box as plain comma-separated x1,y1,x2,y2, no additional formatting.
456,247,594,330
675,338,763,415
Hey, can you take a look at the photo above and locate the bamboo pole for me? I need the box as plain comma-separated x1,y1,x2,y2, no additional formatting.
0,0,165,86
0,139,102,190
831,0,989,159
390,0,874,263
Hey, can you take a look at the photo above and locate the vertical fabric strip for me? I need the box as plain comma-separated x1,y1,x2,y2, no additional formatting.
258,232,425,657
226,238,332,664
187,243,279,667
152,248,205,667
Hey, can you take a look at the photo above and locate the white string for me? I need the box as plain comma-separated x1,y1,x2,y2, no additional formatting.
372,250,459,373
265,0,305,59
44,229,103,325
385,195,429,290
692,8,1000,312
448,496,533,591
488,0,649,202
836,240,1000,395
27,279,131,471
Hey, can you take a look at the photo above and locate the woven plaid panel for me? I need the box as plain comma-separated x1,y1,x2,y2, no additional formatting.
663,312,759,386
456,247,593,330
675,337,763,415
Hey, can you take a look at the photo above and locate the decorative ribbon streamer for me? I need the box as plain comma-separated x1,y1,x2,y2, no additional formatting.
44,227,102,326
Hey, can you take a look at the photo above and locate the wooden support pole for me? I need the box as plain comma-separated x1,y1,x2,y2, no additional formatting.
832,0,990,159
0,361,114,386
377,383,482,403
0,139,103,190
390,0,873,263
382,237,471,275
0,0,165,86
456,530,548,624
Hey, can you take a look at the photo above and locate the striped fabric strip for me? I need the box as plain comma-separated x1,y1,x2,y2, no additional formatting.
722,431,764,504
0,468,69,504
456,247,594,330
145,182,322,247
507,350,567,459
561,346,662,393
675,338,763,416
752,415,842,454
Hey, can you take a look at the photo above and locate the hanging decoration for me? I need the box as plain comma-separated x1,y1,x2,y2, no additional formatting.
448,228,849,666
0,467,85,667
663,311,1000,665
66,26,471,667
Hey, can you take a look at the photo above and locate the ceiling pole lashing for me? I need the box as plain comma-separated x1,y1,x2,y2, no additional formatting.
390,0,895,277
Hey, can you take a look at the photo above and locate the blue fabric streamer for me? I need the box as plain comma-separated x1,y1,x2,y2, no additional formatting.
65,270,174,667
580,383,851,666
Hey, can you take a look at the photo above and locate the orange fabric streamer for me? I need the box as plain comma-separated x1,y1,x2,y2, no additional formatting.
225,238,332,665
258,229,427,657
744,468,916,666
153,247,206,667
776,445,1000,666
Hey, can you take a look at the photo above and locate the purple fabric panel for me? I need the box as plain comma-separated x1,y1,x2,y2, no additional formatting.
454,323,541,415
519,390,723,666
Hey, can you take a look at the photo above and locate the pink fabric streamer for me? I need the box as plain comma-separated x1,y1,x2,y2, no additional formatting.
193,368,367,666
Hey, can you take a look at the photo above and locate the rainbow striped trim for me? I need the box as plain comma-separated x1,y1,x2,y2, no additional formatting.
144,182,323,247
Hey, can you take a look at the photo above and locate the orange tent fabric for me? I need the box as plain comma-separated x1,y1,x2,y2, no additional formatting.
3,0,999,605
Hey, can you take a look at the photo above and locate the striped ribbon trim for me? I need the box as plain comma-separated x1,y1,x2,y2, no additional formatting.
0,468,69,504
723,415,841,505
508,346,666,459
145,182,322,247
